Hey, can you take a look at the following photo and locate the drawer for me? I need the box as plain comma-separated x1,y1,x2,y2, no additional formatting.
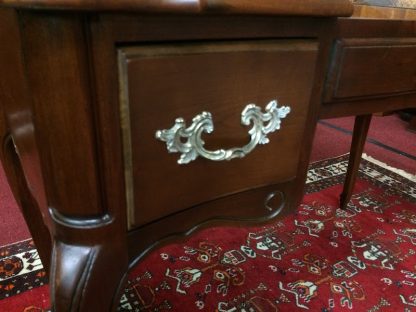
324,38,416,101
118,40,318,230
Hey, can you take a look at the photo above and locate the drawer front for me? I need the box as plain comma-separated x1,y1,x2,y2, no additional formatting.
118,40,318,230
324,38,416,101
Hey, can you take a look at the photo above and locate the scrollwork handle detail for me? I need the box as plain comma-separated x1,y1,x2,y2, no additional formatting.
155,100,291,164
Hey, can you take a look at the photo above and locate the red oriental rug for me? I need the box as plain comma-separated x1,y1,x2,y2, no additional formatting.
1,154,415,311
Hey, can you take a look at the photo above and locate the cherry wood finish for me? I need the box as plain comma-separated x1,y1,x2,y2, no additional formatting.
87,13,338,263
0,9,52,270
322,18,416,116
353,4,416,19
0,0,354,16
321,16,416,120
20,14,105,218
119,40,318,229
344,2,416,205
353,0,416,10
1,2,415,310
339,114,372,210
325,38,416,101
321,16,416,209
0,3,344,310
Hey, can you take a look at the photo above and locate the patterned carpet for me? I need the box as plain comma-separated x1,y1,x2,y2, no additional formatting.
0,154,415,311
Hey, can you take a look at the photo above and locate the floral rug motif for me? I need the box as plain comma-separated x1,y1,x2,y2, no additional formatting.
1,154,415,311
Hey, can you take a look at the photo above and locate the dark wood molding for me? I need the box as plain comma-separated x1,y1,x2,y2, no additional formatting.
0,8,52,270
324,38,416,102
0,0,354,16
19,13,105,217
127,183,290,266
50,239,127,311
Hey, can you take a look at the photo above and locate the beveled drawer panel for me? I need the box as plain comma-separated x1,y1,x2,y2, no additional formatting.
118,40,318,230
324,38,416,101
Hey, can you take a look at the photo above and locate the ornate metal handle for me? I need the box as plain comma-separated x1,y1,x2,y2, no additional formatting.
155,100,291,164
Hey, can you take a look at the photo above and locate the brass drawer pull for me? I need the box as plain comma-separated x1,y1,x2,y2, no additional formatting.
155,100,290,164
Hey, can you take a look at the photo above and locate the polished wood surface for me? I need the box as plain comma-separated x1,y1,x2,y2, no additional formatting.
0,0,353,16
0,9,52,270
354,4,416,19
325,38,416,100
20,14,105,217
341,4,416,210
339,115,372,210
127,181,293,265
88,13,337,255
119,40,318,229
0,6,340,310
321,15,416,211
1,2,415,311
320,18,416,119
354,0,416,9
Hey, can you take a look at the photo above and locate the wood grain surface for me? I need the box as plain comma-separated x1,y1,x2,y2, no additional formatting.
4,1,416,309
354,0,416,9
353,4,416,19
325,38,416,100
0,0,353,16
118,40,318,229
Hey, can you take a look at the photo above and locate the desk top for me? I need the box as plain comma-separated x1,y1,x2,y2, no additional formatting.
0,0,353,16
354,0,416,9
353,0,416,19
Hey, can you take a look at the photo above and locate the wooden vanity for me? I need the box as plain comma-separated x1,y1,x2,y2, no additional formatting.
0,1,415,311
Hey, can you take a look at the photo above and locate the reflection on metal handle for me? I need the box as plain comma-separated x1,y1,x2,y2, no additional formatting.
155,100,291,164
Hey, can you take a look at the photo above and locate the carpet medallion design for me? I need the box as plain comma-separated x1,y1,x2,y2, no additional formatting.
0,155,415,311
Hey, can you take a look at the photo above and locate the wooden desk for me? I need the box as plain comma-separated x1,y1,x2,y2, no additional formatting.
1,1,415,311
320,3,416,208
0,2,352,311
